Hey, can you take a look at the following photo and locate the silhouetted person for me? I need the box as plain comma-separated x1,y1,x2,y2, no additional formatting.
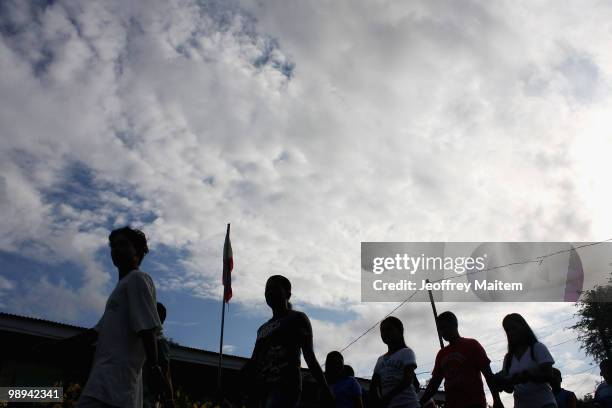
551,368,577,408
595,359,612,408
370,316,419,408
325,351,363,408
243,275,334,407
497,313,556,408
344,365,356,377
420,312,503,408
143,302,174,408
65,227,171,408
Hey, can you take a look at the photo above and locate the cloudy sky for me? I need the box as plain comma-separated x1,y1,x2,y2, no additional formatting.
1,0,612,402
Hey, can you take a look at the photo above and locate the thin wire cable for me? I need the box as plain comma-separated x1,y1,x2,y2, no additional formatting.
417,316,577,371
339,238,612,355
339,290,419,353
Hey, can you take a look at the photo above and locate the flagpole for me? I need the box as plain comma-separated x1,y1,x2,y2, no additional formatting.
217,292,226,391
217,223,230,397
426,279,444,349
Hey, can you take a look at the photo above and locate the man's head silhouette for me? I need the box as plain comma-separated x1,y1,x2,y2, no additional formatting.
109,226,148,271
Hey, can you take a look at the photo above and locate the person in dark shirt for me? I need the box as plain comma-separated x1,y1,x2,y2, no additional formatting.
420,311,503,408
243,275,334,407
550,368,576,408
325,351,363,408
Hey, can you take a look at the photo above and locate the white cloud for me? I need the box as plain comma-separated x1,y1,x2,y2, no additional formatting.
1,0,611,389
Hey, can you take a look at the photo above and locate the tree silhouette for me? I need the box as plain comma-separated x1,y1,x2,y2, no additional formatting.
572,276,612,361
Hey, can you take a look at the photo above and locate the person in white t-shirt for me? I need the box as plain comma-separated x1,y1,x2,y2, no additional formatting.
371,316,420,408
497,313,557,408
62,227,172,408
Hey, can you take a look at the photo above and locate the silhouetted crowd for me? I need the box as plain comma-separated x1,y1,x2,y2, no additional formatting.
50,227,612,408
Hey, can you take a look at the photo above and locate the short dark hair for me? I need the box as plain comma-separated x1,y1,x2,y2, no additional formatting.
601,359,611,370
326,351,343,362
381,316,404,333
344,365,355,377
266,275,293,310
109,226,149,263
157,302,167,324
437,311,458,328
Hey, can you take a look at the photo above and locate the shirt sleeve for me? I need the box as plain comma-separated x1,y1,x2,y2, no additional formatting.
532,342,555,365
471,339,491,370
401,348,417,368
296,312,313,344
127,272,162,334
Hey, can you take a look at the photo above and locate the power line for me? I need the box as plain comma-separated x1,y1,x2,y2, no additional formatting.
415,336,578,376
416,316,577,371
339,238,612,356
339,290,419,353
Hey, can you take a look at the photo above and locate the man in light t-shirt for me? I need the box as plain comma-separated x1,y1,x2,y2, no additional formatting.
65,227,172,408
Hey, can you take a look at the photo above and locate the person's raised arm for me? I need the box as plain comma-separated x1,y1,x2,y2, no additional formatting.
419,375,443,406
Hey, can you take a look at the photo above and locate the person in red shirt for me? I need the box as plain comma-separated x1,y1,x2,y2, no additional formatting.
419,312,503,408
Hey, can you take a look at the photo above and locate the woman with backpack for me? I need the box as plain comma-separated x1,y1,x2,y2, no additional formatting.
498,313,557,408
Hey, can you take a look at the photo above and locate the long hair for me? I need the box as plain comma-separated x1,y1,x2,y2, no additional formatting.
380,316,408,348
267,275,293,310
502,313,538,371
380,316,419,388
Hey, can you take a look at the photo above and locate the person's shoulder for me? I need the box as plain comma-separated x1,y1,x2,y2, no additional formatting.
596,381,611,391
129,269,153,283
436,342,452,356
290,310,311,324
461,337,481,345
291,309,308,319
398,347,417,363
566,389,577,398
532,341,550,352
463,337,486,350
347,376,362,391
374,355,384,369
257,317,273,331
399,346,416,356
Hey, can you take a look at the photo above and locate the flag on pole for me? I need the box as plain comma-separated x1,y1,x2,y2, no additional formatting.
222,224,233,303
